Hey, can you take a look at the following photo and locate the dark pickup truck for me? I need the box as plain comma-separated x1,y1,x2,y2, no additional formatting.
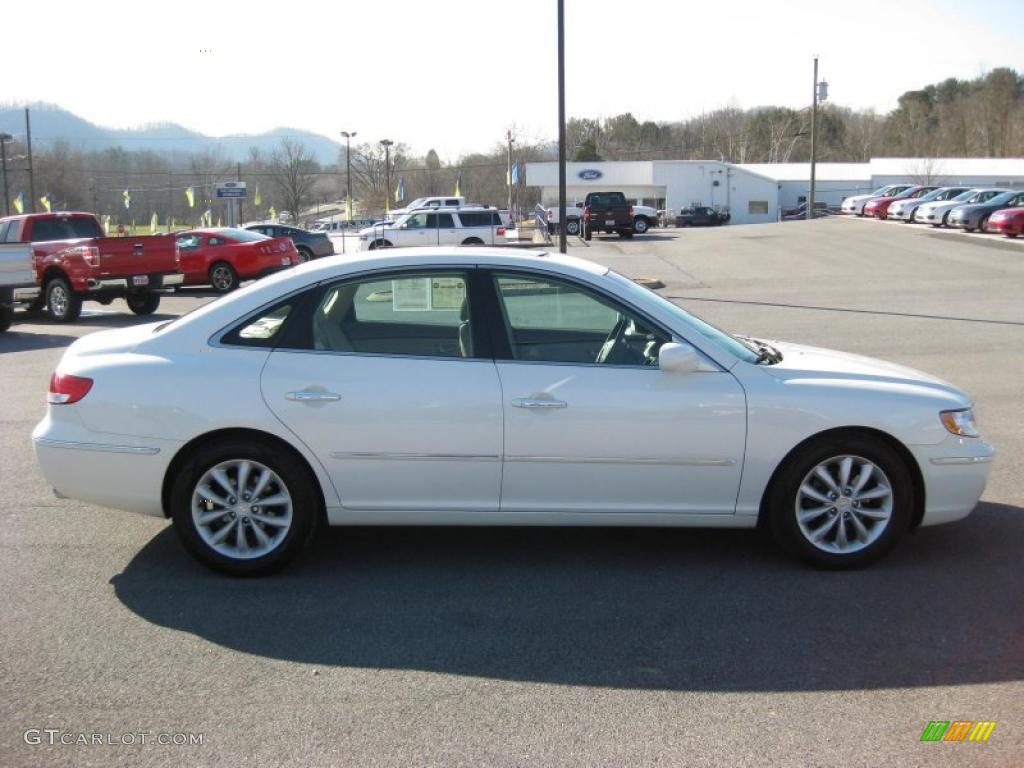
582,192,634,240
675,206,730,227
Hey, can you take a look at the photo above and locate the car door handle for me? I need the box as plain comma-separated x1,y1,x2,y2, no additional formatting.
286,390,342,402
512,397,567,409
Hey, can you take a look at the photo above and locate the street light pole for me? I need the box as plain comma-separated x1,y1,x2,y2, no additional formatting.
808,56,819,221
380,139,393,217
0,133,11,216
340,131,357,219
557,0,567,253
506,129,515,218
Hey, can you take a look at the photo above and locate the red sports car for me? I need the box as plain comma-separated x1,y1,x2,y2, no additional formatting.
986,207,1024,238
863,186,938,220
175,228,301,292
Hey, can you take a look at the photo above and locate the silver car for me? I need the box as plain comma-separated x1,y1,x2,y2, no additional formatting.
888,187,971,222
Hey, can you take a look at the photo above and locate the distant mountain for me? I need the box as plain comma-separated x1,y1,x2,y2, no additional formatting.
0,103,342,164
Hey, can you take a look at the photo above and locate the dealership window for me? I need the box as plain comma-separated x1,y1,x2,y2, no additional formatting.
748,201,770,215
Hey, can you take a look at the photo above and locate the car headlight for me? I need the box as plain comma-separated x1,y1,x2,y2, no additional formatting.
940,408,979,437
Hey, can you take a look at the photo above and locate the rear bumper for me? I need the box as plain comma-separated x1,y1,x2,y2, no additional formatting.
85,272,184,291
910,436,995,526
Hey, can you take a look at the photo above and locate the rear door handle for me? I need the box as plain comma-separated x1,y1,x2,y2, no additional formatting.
512,397,567,409
286,390,342,403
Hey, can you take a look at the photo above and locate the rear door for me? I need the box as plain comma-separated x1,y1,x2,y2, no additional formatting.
259,268,503,514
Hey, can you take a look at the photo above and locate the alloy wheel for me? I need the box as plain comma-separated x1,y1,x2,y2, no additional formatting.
794,454,893,554
191,459,293,560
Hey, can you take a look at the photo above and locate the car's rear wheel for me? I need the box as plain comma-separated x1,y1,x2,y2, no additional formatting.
566,219,580,236
461,237,484,245
978,215,990,233
46,277,82,323
209,262,239,293
633,217,649,234
170,439,318,576
583,223,592,241
126,291,161,316
367,239,393,250
941,211,951,228
767,434,913,569
296,246,312,263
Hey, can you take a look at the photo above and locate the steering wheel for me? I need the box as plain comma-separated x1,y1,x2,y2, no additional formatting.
596,314,640,365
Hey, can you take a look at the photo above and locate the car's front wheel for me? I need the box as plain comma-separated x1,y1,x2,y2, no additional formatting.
633,217,649,234
170,439,319,575
566,219,580,236
46,277,82,323
767,434,913,569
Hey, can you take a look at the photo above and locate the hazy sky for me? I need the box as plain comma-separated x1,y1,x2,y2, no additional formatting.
6,0,1024,159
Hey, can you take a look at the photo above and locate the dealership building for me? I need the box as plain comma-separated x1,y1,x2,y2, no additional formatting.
526,158,1024,224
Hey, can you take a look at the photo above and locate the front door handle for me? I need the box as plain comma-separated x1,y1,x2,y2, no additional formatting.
286,390,342,403
512,397,567,409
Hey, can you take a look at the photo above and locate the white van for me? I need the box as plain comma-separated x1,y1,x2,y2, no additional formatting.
358,207,506,250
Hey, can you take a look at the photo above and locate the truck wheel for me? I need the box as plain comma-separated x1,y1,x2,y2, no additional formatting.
209,262,239,293
633,217,649,234
46,278,82,323
566,219,580,236
0,305,13,333
583,223,592,241
126,292,161,316
618,229,633,238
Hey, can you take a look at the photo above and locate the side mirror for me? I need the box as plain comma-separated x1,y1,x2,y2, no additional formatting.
658,342,700,374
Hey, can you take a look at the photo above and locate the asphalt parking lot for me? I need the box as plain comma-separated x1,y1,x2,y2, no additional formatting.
1,216,1021,767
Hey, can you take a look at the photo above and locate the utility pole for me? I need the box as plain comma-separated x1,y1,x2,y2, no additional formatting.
0,133,11,216
557,0,567,253
506,129,515,218
340,130,357,219
380,139,394,217
808,56,819,220
25,108,36,213
237,162,243,224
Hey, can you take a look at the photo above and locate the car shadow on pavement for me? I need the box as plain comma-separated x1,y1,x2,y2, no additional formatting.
111,501,1024,692
0,330,82,353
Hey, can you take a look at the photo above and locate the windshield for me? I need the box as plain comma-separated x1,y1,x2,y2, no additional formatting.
606,271,759,364
985,191,1017,205
215,228,269,242
948,189,979,202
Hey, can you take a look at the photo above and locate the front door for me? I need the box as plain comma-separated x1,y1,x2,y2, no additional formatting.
260,269,502,513
488,271,746,515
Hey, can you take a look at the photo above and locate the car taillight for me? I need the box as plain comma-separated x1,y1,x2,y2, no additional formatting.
583,206,591,221
70,245,101,267
496,226,506,236
48,372,93,404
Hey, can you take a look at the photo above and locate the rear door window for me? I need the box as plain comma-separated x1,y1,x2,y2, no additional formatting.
29,216,104,242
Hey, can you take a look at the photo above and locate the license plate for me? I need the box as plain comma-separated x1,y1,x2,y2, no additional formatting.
604,219,615,226
132,275,149,286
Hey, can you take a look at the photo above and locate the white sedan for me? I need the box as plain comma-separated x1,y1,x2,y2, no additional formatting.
33,249,994,575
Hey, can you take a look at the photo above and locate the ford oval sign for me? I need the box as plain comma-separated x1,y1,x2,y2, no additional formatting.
578,169,603,181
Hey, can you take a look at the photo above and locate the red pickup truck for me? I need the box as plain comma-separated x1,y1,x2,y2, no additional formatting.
0,212,182,322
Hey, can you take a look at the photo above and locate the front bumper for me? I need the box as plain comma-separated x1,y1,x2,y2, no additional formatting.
910,435,995,526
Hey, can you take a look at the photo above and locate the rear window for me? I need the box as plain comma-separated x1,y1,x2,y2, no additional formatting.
216,228,268,242
587,193,626,208
29,216,104,242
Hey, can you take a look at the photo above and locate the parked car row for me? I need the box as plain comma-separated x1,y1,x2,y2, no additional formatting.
0,211,320,324
840,185,1024,237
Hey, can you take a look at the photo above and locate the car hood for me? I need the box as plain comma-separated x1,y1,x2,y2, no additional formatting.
917,200,962,213
761,341,969,402
844,194,877,204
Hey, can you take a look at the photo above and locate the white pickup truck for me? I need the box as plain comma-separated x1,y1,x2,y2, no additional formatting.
0,243,36,333
546,202,658,235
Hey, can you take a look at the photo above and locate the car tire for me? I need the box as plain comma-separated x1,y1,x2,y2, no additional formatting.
208,262,239,293
767,434,913,569
978,215,990,233
46,277,82,323
296,247,313,263
169,438,320,576
368,239,392,250
566,219,580,236
633,217,649,234
461,237,484,246
941,211,951,228
583,223,592,241
0,305,12,333
126,291,161,316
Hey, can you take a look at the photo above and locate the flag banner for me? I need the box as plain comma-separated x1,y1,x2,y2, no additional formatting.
216,216,222,228
102,215,111,235
150,212,159,233
254,186,262,206
454,172,463,197
13,191,25,214
40,193,52,213
269,206,277,221
511,162,520,185
185,186,196,208
395,176,406,203
123,189,131,209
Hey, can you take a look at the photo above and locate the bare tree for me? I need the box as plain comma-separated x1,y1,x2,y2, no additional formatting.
267,139,319,221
